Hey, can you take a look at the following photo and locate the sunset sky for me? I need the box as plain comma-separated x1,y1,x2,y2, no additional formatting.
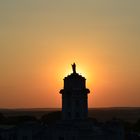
0,0,140,108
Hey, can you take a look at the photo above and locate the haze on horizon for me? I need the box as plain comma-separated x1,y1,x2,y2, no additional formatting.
0,0,140,108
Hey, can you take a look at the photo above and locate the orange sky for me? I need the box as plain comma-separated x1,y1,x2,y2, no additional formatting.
0,0,140,108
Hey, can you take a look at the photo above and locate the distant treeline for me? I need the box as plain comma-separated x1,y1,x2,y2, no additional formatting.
0,111,61,125
0,111,140,133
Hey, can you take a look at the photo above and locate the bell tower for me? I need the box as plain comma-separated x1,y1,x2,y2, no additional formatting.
60,63,90,120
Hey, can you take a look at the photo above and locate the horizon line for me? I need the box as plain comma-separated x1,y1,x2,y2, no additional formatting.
0,106,140,110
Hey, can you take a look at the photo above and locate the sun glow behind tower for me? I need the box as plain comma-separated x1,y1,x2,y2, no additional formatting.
0,0,140,108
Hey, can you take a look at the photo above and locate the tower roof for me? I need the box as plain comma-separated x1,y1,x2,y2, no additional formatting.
64,72,86,80
64,63,86,80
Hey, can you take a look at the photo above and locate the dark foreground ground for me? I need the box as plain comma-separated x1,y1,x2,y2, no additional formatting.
0,107,140,140
0,107,140,123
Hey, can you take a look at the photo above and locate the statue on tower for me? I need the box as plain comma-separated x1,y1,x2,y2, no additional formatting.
72,63,76,73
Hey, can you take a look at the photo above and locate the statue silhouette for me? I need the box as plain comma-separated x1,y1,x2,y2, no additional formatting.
72,63,76,73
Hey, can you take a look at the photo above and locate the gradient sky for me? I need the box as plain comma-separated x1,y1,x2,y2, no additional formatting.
0,0,140,108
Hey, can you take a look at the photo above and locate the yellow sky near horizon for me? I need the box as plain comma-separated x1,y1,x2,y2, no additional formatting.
0,0,140,108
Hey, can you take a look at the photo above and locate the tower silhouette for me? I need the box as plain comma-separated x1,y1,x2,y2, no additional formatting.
60,63,90,120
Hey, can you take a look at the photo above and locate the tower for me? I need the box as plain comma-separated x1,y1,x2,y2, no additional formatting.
60,63,90,120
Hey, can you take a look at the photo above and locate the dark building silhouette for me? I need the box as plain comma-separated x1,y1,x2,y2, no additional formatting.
60,63,90,120
50,64,124,140
0,63,125,140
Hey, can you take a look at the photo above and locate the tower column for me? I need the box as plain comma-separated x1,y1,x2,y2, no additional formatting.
60,64,90,120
